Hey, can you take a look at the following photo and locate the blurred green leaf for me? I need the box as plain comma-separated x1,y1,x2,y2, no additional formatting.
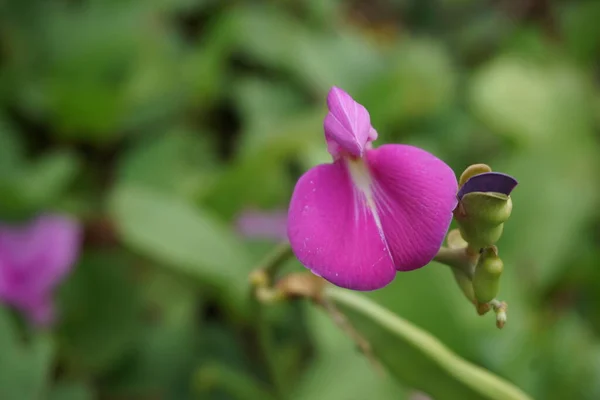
325,288,532,400
0,116,24,176
233,78,307,155
181,27,233,110
109,185,252,314
47,382,94,400
202,110,322,219
561,1,600,64
58,251,142,373
118,130,217,199
291,305,406,400
469,56,594,146
0,307,54,400
531,315,600,400
104,269,199,397
20,150,80,205
229,4,383,94
0,150,79,220
497,137,599,290
362,38,457,133
40,2,146,138
194,363,278,400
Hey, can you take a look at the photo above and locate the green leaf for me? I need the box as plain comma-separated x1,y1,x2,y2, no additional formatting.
361,38,457,133
325,288,532,400
194,363,278,400
0,150,79,221
201,109,322,220
0,115,24,177
47,382,94,400
496,139,600,290
233,78,307,155
469,56,594,146
291,305,406,400
103,269,200,397
0,307,54,400
561,1,600,64
118,130,217,199
57,251,142,373
109,185,252,314
229,4,383,94
20,150,80,206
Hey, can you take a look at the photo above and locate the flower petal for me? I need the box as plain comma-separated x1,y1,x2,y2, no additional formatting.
24,296,55,327
236,209,288,241
287,161,396,291
366,144,458,271
324,87,372,158
0,214,81,302
457,172,518,200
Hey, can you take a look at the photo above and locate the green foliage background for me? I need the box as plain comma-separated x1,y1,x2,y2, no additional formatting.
1,0,600,399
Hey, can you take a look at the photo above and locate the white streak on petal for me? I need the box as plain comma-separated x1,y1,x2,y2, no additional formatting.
346,158,391,257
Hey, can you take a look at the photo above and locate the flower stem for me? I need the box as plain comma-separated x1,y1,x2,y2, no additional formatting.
247,242,295,399
434,246,508,329
433,246,478,278
249,242,294,287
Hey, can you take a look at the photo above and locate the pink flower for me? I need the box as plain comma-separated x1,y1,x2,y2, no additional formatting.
287,87,458,290
0,214,82,326
236,209,288,241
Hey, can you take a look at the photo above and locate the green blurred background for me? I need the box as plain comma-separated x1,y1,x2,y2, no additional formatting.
1,0,600,399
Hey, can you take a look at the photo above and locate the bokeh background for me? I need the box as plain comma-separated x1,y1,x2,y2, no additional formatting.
1,0,600,399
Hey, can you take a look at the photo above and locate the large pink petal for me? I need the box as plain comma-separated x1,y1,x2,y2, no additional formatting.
287,161,396,291
323,87,372,158
367,144,458,271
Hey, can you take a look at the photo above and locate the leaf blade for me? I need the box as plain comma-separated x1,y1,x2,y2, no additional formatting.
325,287,532,400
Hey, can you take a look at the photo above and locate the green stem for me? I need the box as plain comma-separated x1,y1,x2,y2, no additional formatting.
252,300,286,399
433,246,478,278
247,242,295,399
251,242,294,284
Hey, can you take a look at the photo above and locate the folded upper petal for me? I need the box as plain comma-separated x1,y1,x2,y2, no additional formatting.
287,161,396,291
324,87,372,158
366,144,458,271
457,172,518,200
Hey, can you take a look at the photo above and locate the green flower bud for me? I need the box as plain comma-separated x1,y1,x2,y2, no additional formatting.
473,246,504,304
455,192,513,249
452,269,476,304
454,166,517,249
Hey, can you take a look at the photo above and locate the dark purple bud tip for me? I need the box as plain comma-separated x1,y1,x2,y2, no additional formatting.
457,172,518,200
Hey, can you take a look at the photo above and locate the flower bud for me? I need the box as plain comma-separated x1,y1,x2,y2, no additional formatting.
458,164,492,186
456,192,513,249
472,246,503,304
455,170,517,249
451,269,476,304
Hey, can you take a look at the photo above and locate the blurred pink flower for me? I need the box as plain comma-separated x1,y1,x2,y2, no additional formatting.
0,214,82,326
236,209,288,241
287,87,458,291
